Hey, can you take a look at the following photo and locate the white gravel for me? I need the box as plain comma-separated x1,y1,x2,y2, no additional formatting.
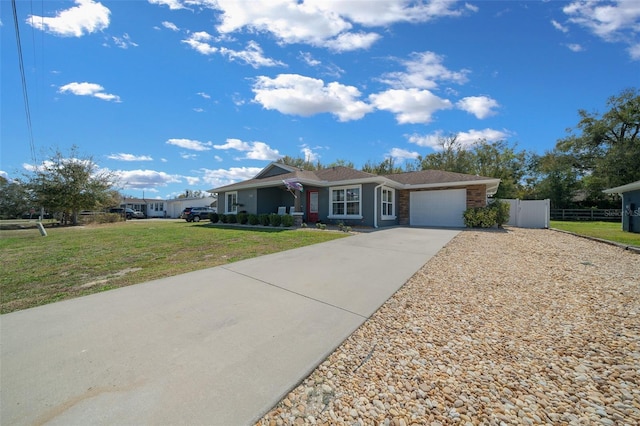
256,227,640,426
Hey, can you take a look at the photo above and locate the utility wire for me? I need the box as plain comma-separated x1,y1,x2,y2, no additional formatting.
12,0,37,166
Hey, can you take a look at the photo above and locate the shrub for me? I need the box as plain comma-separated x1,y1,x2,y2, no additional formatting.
259,214,271,226
316,222,327,230
281,214,294,227
490,200,510,228
463,206,497,228
219,214,228,223
237,212,248,224
209,212,219,223
248,214,259,225
227,214,237,224
269,213,282,227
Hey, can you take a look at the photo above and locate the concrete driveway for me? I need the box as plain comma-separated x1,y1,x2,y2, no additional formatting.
1,227,459,425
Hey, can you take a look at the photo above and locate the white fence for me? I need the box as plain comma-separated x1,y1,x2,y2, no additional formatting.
501,199,550,229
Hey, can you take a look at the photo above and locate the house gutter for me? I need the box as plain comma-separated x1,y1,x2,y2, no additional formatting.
373,183,383,228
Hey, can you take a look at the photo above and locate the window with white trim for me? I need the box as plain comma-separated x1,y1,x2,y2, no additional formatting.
329,185,361,218
381,187,395,219
225,191,238,214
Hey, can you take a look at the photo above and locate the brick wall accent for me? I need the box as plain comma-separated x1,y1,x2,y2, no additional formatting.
398,185,488,225
398,190,410,225
466,184,487,208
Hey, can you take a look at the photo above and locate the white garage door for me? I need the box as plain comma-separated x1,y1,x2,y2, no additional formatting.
410,189,467,227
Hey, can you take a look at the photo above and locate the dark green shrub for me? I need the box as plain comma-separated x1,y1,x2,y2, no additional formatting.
259,214,270,226
220,214,228,223
269,213,282,227
490,200,510,228
227,214,237,223
463,207,497,228
209,212,219,223
237,212,248,224
248,214,259,225
281,214,294,227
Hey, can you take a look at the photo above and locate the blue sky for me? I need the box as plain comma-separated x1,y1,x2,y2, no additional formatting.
2,0,639,199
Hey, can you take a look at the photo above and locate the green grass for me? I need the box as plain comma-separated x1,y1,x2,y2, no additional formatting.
551,220,640,247
0,220,347,314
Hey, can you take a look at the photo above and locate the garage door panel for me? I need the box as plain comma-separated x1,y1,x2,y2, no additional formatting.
410,189,466,227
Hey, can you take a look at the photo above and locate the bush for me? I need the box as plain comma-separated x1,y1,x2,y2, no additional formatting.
463,206,497,228
237,212,248,224
259,214,271,226
220,214,228,223
248,214,259,225
281,214,294,227
227,214,237,224
209,212,219,223
269,213,282,227
490,200,510,227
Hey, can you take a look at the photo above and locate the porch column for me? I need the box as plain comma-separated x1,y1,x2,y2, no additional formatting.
294,190,301,212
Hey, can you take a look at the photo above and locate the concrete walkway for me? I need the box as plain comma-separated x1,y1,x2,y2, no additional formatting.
1,227,459,426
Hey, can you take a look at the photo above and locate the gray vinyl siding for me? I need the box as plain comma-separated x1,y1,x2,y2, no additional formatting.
623,189,640,233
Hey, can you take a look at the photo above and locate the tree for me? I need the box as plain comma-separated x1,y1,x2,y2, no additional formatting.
361,158,404,175
417,135,473,173
0,177,33,219
556,88,640,206
326,159,355,169
277,155,322,170
526,150,581,208
25,147,117,225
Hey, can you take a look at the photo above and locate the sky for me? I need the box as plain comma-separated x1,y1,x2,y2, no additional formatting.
1,0,639,200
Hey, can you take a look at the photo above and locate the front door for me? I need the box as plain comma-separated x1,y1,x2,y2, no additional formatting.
307,190,319,223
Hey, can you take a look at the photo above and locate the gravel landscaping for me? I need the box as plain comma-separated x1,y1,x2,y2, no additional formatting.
257,227,640,426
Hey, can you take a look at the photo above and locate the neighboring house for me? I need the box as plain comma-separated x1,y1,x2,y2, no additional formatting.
603,180,640,233
118,197,217,218
166,197,217,219
209,162,501,228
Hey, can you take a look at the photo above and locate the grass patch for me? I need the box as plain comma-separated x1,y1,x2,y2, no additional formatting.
0,220,347,314
551,220,640,247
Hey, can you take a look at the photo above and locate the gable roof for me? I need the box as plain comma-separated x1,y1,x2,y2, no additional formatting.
603,180,640,194
209,162,501,194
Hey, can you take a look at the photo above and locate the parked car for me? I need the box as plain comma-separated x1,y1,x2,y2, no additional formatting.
109,207,139,219
132,210,146,219
180,207,193,219
184,207,216,222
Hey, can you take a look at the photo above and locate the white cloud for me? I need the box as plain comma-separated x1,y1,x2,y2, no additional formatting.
166,138,213,151
59,82,121,102
201,166,264,189
566,43,585,52
197,92,211,99
112,33,138,49
252,74,373,122
26,0,110,37
185,176,201,185
107,153,153,161
456,96,499,119
387,147,420,162
369,88,452,124
299,51,321,66
379,51,469,90
193,108,205,112
551,19,569,33
182,31,218,55
629,42,640,60
148,0,185,10
563,0,640,60
181,153,198,159
0,170,8,179
219,40,285,68
324,32,381,52
214,155,223,162
213,138,281,161
300,144,320,163
115,169,182,189
162,21,180,31
407,128,511,150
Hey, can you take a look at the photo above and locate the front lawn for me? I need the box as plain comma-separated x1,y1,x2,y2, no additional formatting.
0,220,347,314
550,220,640,247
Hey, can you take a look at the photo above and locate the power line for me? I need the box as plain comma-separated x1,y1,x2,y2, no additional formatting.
12,0,37,165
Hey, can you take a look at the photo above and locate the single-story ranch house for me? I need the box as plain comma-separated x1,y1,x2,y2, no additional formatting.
209,162,501,228
603,180,640,233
